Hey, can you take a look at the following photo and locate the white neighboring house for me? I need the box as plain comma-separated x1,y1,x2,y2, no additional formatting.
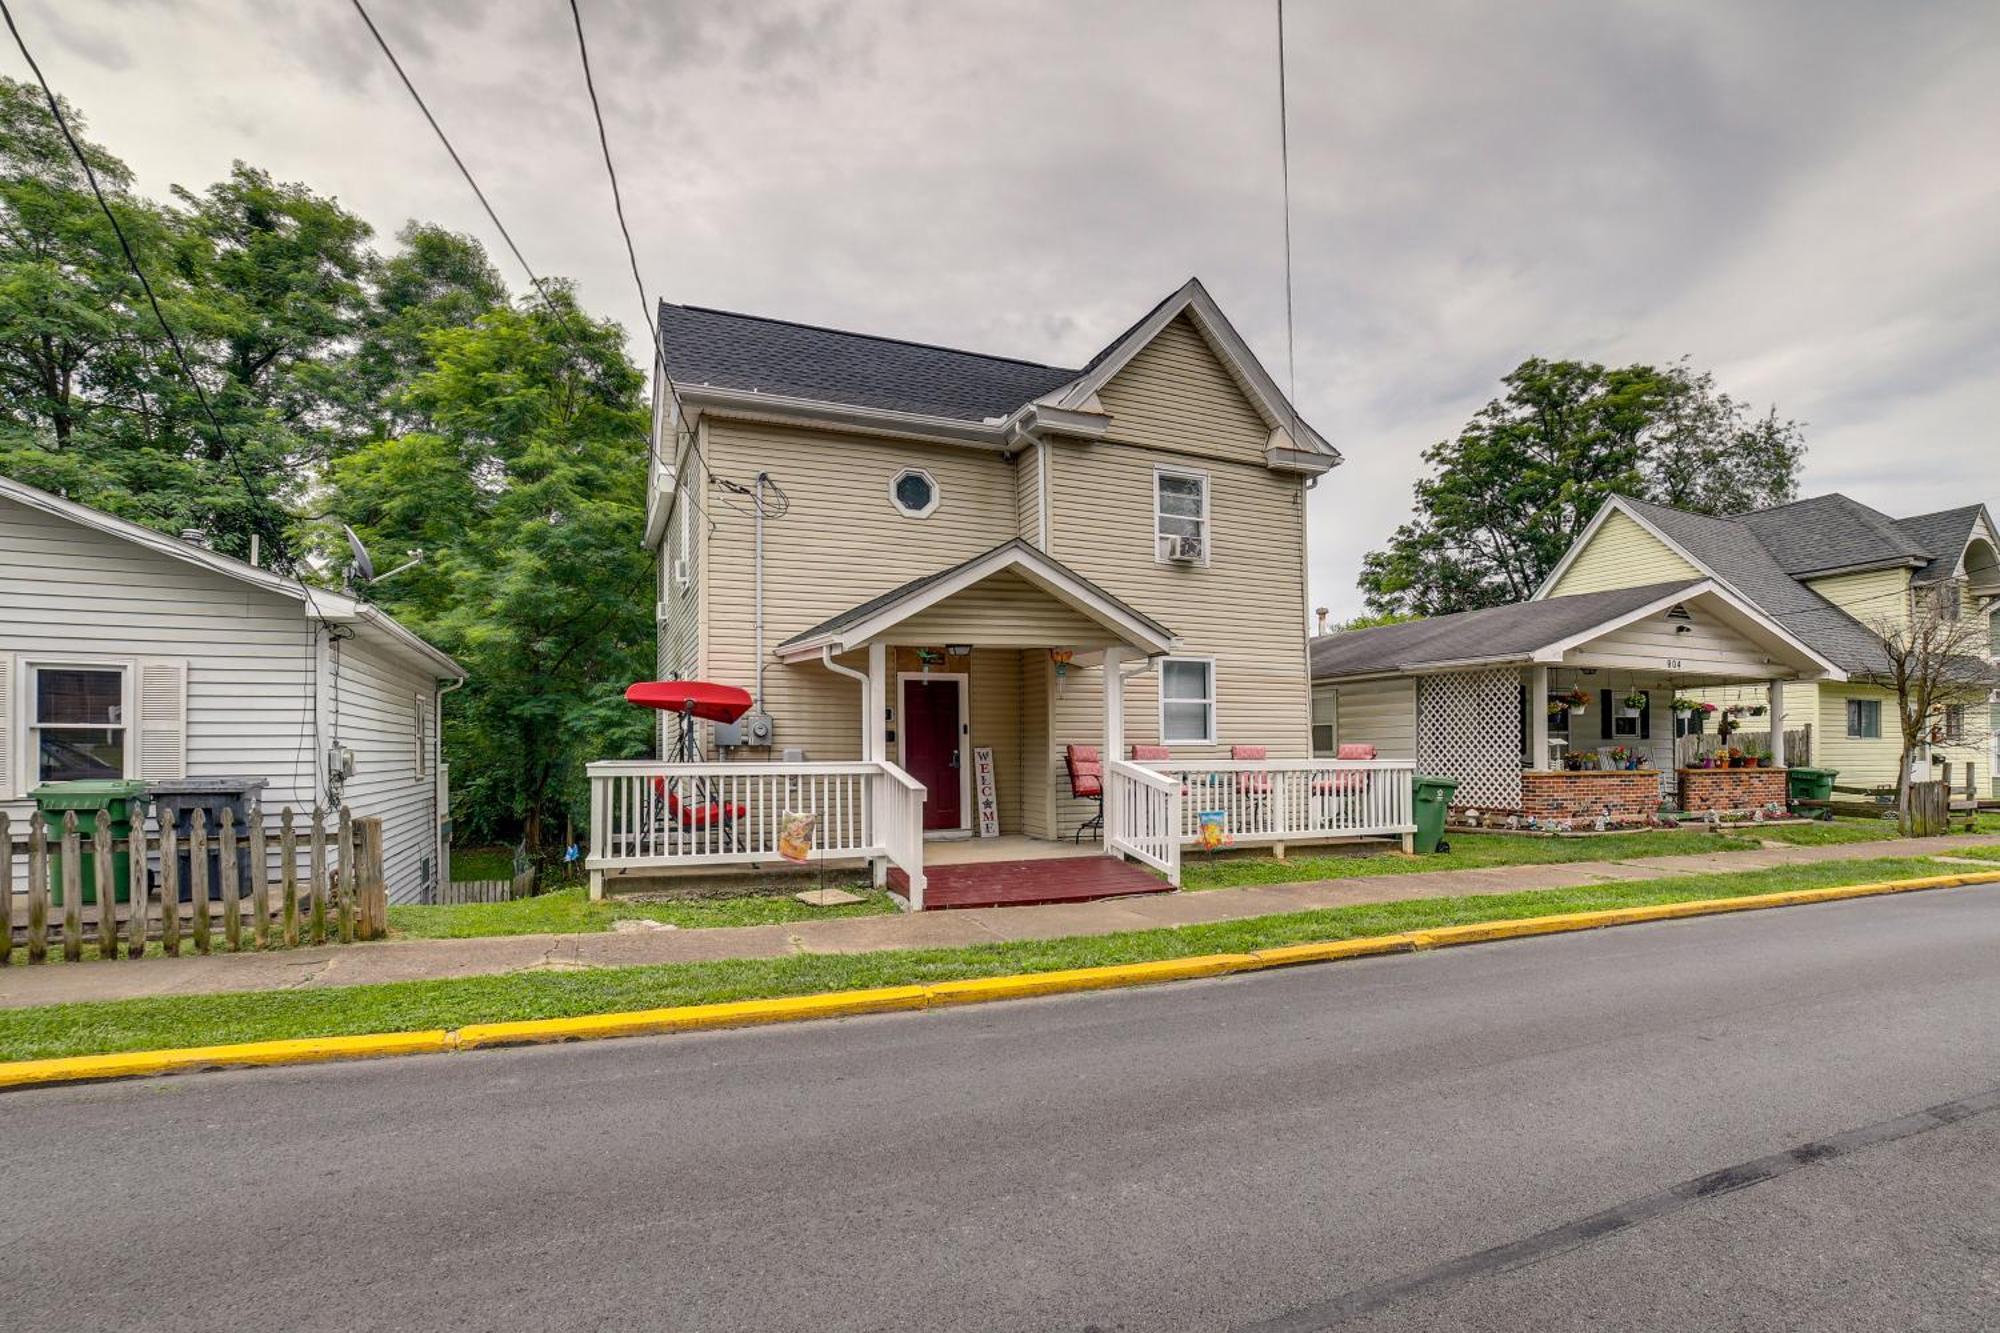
0,475,465,904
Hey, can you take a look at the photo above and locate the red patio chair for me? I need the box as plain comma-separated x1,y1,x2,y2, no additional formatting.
652,776,748,847
1065,745,1104,844
1231,744,1275,795
1327,743,1377,796
1130,744,1193,799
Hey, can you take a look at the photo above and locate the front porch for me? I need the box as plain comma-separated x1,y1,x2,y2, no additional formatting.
589,543,1416,908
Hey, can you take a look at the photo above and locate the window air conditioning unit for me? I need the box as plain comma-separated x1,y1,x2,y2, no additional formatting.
1166,533,1205,563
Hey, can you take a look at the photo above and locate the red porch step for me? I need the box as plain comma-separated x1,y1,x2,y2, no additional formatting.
890,854,1172,910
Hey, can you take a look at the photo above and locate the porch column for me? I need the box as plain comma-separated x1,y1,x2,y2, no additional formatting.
1529,665,1550,771
866,642,887,763
1103,646,1125,850
1767,680,1786,767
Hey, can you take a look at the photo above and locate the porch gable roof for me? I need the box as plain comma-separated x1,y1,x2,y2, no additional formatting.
774,539,1177,661
1311,579,1846,683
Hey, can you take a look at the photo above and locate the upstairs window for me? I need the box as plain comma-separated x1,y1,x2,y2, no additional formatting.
890,468,939,519
1846,697,1881,739
1155,466,1209,564
32,664,126,782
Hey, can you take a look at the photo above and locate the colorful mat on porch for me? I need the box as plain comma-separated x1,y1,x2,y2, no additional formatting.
891,855,1173,910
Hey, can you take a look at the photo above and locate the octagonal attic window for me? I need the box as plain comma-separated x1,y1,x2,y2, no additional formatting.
890,468,939,518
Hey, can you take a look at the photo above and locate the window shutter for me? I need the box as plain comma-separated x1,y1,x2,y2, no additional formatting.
1639,693,1652,740
135,659,187,780
1599,690,1613,740
0,655,11,799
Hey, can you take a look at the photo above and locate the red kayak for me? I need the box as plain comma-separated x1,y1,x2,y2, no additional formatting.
624,680,753,724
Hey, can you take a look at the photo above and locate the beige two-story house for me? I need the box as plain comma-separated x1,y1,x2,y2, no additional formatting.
641,279,1338,861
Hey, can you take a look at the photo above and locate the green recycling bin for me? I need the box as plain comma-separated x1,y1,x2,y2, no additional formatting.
1412,775,1459,854
1786,767,1838,808
32,779,150,906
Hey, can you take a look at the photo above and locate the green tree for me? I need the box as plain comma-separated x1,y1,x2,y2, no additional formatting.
331,293,653,853
1360,358,1804,616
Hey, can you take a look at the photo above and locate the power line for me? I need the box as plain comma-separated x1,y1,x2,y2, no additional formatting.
3,0,294,569
1274,0,1300,439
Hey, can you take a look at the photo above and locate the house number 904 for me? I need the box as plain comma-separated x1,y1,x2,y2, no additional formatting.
1665,659,1684,670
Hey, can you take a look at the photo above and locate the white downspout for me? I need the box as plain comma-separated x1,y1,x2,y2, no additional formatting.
754,473,767,714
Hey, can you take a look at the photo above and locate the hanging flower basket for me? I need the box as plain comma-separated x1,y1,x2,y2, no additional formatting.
1561,687,1592,714
1620,691,1647,718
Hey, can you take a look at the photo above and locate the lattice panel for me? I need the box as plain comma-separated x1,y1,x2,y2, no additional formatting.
1417,669,1523,811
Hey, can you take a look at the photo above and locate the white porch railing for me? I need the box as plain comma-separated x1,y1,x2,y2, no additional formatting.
585,760,926,905
1106,759,1182,886
1142,759,1417,850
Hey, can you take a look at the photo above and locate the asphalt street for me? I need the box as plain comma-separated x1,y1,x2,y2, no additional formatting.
5,886,1999,1331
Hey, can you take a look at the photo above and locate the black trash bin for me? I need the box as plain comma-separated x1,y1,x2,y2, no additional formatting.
149,778,269,903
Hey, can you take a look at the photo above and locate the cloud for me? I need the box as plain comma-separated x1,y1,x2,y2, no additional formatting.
13,0,1999,616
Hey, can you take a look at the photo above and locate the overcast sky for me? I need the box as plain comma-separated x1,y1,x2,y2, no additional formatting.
17,0,2000,618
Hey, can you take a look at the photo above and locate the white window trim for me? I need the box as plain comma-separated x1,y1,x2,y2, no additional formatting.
889,467,941,519
1153,464,1211,566
1158,654,1217,746
20,655,135,786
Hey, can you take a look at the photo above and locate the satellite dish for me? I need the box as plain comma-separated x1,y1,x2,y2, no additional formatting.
342,525,375,583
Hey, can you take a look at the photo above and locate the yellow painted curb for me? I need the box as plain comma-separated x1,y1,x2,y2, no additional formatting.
3,867,1995,1091
455,985,931,1050
0,1029,456,1090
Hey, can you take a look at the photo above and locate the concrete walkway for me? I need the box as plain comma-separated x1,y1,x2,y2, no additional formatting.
3,833,1995,1011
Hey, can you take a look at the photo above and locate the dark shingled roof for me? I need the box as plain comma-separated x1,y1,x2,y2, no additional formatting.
658,303,1080,422
1616,498,1891,675
1737,493,1932,576
1310,581,1704,678
1894,505,1988,583
778,539,1173,650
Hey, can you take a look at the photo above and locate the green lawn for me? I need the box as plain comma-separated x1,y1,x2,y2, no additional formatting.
1180,820,1889,890
447,846,518,881
387,885,895,939
5,853,1992,1063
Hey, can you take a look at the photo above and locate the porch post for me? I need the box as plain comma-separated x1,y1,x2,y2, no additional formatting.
1103,646,1125,851
1529,665,1550,771
868,641,888,888
1767,680,1787,768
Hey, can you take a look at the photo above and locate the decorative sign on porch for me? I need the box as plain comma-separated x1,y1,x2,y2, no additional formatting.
1196,809,1231,851
777,810,818,863
973,746,1000,837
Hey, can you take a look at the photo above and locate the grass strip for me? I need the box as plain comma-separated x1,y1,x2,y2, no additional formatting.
1180,820,1890,890
3,854,1988,1065
387,885,892,938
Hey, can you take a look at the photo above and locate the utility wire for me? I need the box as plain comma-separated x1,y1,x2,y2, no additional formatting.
3,0,295,570
1275,0,1300,441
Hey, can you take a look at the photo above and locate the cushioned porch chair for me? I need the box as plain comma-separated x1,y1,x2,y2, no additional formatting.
1065,745,1104,844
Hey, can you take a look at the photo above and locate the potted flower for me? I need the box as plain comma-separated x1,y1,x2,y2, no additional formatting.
1747,705,1768,718
1620,691,1648,718
1547,699,1569,718
1562,686,1592,715
1671,697,1700,714
1607,744,1633,771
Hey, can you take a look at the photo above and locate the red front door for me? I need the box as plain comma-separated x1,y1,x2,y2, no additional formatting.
902,678,963,831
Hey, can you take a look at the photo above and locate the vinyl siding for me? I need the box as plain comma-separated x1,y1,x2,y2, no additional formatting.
1812,683,1904,788
1095,315,1271,467
1547,510,1701,597
699,419,1021,764
0,496,444,903
655,443,705,755
1564,606,1794,676
1017,442,1046,546
1325,679,1416,761
890,570,1120,647
1041,446,1311,837
968,648,1024,833
1806,567,1910,636
1020,651,1055,838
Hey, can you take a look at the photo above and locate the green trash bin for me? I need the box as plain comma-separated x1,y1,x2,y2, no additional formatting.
1412,775,1459,854
32,779,150,906
1786,767,1838,813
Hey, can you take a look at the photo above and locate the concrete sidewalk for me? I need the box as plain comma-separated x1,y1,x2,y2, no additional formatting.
3,833,1995,1011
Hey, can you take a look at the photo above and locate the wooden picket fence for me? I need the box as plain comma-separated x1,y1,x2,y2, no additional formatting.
0,806,385,966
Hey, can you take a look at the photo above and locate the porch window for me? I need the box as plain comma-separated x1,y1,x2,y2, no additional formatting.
1846,698,1881,739
1160,657,1215,743
1155,466,1209,564
31,664,127,783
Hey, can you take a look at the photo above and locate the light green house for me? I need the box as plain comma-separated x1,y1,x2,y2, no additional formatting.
1536,494,2000,795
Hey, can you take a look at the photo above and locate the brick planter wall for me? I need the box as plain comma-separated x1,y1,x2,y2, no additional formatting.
1520,771,1662,821
1678,767,1787,815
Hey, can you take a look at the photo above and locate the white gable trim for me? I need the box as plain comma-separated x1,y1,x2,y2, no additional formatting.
0,474,463,680
1050,278,1340,464
774,542,1176,662
1530,580,1847,680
